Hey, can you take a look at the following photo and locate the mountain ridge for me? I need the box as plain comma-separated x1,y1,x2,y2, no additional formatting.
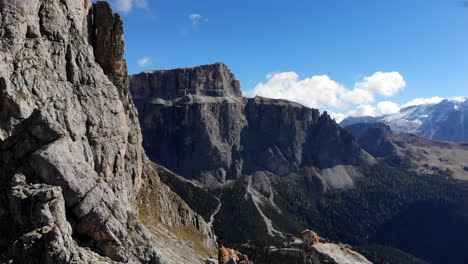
340,98,468,141
130,63,370,187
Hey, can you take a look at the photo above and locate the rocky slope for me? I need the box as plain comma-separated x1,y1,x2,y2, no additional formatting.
344,123,468,180
215,230,372,264
340,98,468,141
344,123,396,158
0,1,216,263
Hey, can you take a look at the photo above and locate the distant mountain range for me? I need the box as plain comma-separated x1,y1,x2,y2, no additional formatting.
344,122,468,181
340,98,468,141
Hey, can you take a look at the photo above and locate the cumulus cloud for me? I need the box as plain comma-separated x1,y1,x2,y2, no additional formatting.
137,57,152,67
340,88,375,105
346,96,467,119
112,0,148,13
253,71,405,110
254,72,347,109
348,104,378,117
328,111,347,123
376,101,401,115
251,70,467,124
354,72,406,97
347,101,400,118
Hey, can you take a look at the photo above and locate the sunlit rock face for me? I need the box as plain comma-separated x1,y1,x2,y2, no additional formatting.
0,1,216,263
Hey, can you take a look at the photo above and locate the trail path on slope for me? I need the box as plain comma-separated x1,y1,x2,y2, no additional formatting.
207,196,221,230
244,175,284,238
264,175,282,214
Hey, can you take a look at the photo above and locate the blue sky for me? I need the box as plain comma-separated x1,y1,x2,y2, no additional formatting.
107,0,468,121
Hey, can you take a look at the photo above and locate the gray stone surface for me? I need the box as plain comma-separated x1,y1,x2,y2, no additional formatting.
129,63,374,247
0,1,216,263
205,258,219,264
344,123,396,158
130,64,367,186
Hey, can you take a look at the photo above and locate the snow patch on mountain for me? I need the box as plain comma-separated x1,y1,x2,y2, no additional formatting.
341,97,468,141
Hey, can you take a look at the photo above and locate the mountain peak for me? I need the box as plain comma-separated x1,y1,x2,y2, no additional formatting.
341,98,468,141
130,62,242,99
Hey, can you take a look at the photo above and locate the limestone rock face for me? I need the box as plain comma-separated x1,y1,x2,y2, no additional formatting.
0,1,216,263
218,246,251,264
306,243,372,264
130,64,366,186
240,230,372,264
130,63,372,246
131,63,242,99
300,230,370,264
131,64,246,184
344,123,396,158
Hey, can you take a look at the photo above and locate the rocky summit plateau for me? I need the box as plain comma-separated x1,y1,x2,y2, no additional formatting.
130,63,370,187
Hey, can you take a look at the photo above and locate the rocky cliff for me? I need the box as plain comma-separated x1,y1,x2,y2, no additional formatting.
345,123,468,180
130,63,367,187
0,1,216,263
130,64,374,246
344,123,396,158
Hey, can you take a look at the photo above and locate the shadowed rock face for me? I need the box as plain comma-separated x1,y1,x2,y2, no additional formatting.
129,64,371,248
344,123,396,158
131,63,242,99
130,64,366,186
344,122,468,180
0,1,216,263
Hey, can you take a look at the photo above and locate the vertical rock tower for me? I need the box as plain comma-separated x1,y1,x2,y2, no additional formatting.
0,1,216,263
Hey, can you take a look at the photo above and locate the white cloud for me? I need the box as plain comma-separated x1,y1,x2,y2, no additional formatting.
376,101,400,115
112,0,147,13
328,111,347,123
340,88,375,105
189,13,203,24
251,70,424,123
451,97,468,103
347,101,400,118
348,104,378,117
254,72,348,109
355,72,406,97
253,71,406,111
401,96,467,108
137,57,152,67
